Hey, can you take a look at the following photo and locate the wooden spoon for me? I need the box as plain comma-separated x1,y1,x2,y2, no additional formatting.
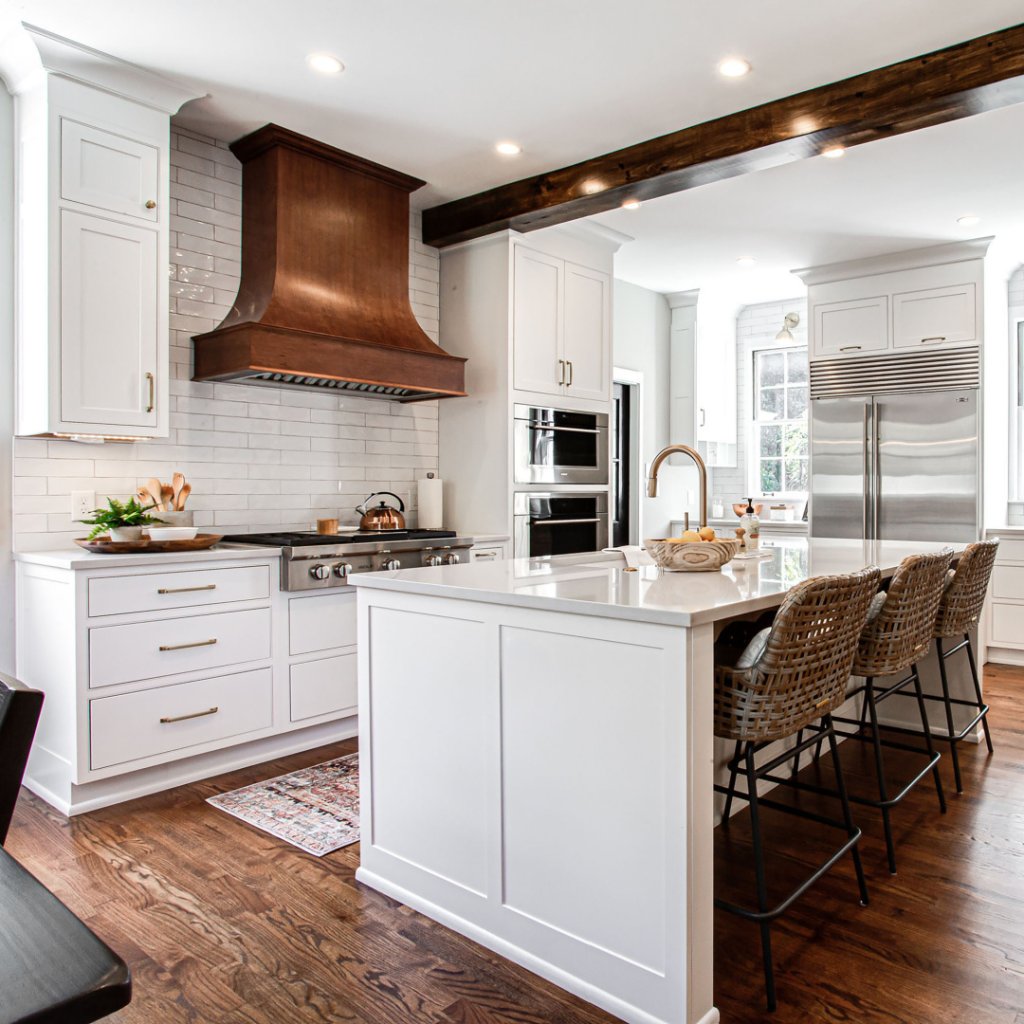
175,483,191,511
172,472,185,510
146,478,164,512
161,484,174,512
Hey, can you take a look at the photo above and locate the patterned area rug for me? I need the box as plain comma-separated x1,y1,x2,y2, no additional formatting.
207,753,359,856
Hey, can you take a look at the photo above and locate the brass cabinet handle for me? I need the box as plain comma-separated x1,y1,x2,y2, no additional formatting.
160,706,218,724
145,200,157,210
159,638,218,652
566,360,574,386
157,584,216,595
145,372,155,413
920,336,947,343
557,359,565,386
839,345,862,352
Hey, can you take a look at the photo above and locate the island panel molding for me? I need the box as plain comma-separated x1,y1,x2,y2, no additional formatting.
422,22,1024,247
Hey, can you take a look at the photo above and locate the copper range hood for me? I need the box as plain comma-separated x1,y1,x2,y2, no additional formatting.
192,124,466,402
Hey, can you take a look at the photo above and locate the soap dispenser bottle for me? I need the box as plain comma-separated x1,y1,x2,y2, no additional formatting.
739,498,760,551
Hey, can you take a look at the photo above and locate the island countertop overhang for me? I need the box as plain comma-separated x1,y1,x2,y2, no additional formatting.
348,536,969,628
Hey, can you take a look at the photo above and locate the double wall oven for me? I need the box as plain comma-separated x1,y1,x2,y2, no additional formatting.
513,404,610,558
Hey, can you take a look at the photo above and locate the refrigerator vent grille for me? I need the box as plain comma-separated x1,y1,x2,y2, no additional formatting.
810,347,980,399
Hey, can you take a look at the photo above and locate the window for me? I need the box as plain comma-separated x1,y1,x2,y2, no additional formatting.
752,347,808,495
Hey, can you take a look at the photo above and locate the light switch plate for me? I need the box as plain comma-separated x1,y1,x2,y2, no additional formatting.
71,490,95,519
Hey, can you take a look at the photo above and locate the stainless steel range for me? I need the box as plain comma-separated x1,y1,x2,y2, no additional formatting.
222,530,474,592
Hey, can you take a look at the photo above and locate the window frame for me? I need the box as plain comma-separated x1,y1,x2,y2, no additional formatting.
748,344,809,500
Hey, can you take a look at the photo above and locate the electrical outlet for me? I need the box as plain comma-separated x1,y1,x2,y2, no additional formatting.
71,490,95,519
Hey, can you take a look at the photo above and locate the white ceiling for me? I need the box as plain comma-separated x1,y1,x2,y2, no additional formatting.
7,0,1024,300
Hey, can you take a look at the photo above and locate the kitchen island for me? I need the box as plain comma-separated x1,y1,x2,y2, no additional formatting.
350,537,970,1024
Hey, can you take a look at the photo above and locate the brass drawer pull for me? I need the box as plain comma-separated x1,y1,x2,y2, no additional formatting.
159,638,218,652
145,372,155,413
839,345,862,352
920,336,947,343
157,584,217,595
160,706,218,724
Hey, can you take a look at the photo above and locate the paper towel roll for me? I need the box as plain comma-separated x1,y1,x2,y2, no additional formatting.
418,474,443,529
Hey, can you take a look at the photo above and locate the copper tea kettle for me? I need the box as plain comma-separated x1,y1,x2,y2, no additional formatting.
356,491,406,531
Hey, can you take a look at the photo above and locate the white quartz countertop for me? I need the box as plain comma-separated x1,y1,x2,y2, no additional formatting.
350,536,966,627
14,543,281,570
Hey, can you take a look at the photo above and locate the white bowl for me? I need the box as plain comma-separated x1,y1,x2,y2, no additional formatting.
148,526,199,541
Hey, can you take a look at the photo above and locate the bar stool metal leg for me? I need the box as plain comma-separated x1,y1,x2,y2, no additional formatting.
935,637,963,793
911,664,947,814
744,743,776,1013
722,740,742,825
825,715,869,908
964,632,994,754
863,677,898,875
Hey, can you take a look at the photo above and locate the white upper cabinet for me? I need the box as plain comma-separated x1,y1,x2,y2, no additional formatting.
892,282,977,349
561,261,610,402
513,246,562,397
60,120,160,222
1,27,198,439
512,244,611,404
813,296,889,357
799,241,988,362
60,211,159,428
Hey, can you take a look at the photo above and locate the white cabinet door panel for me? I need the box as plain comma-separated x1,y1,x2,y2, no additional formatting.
60,211,158,429
513,246,563,397
88,565,270,617
61,119,159,222
990,603,1024,649
289,591,357,656
562,262,610,402
290,654,358,722
813,296,889,357
892,283,976,349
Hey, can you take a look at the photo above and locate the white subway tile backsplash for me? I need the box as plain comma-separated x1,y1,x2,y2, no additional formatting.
13,126,443,550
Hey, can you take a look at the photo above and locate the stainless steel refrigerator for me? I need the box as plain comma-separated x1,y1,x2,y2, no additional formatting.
809,388,980,542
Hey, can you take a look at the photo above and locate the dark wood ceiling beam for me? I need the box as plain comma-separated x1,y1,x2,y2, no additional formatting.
422,24,1024,248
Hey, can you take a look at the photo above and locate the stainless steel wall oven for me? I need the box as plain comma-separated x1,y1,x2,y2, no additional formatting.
514,492,609,558
513,405,609,485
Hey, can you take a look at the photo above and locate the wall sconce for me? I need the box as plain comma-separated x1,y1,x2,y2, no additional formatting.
775,312,800,341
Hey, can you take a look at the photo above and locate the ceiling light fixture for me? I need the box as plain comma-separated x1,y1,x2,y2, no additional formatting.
821,145,846,159
307,52,345,75
957,214,980,226
495,141,522,156
775,312,801,341
736,256,756,267
718,57,752,78
621,199,641,210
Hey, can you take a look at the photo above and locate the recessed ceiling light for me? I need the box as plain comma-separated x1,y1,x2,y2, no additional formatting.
957,214,980,226
718,57,752,78
307,52,344,75
821,145,846,159
736,256,756,267
621,199,641,210
495,141,522,156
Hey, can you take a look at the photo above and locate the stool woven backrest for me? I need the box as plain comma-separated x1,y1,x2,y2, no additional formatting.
934,540,999,638
714,566,881,742
853,548,953,678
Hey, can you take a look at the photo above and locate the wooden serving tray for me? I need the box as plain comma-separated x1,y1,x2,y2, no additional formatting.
75,534,223,554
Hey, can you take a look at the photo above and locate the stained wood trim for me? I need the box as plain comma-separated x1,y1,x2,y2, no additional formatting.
423,23,1024,248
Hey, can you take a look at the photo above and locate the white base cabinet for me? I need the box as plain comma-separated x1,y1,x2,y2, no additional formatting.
986,536,1024,663
16,553,359,815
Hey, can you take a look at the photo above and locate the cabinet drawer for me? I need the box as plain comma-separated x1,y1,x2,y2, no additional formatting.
990,603,1024,649
892,283,976,349
994,539,1024,564
289,592,357,656
813,296,889,357
290,654,358,723
992,565,1024,601
470,546,506,562
90,667,272,770
89,565,270,617
61,119,160,221
89,607,271,688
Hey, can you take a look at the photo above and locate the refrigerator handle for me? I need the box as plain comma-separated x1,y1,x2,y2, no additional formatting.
863,403,872,540
873,402,882,540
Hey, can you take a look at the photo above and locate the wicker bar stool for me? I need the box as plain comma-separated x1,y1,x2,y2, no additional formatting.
924,540,998,792
829,549,953,875
714,566,880,1012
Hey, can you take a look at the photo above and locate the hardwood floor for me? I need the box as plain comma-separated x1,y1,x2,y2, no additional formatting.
7,664,1024,1023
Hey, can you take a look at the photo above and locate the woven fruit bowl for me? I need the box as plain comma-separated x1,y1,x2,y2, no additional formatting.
644,537,742,572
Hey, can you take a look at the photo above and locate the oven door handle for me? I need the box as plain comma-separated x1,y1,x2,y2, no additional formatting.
528,423,601,435
530,517,602,526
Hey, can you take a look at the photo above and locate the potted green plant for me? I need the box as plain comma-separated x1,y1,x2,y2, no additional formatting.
78,497,164,542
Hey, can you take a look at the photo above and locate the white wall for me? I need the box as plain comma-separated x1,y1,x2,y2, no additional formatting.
11,125,442,551
612,280,683,539
0,83,14,671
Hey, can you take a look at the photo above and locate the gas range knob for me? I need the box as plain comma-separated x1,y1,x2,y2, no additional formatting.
443,552,461,565
333,562,353,579
382,557,401,571
425,554,443,567
309,564,331,581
